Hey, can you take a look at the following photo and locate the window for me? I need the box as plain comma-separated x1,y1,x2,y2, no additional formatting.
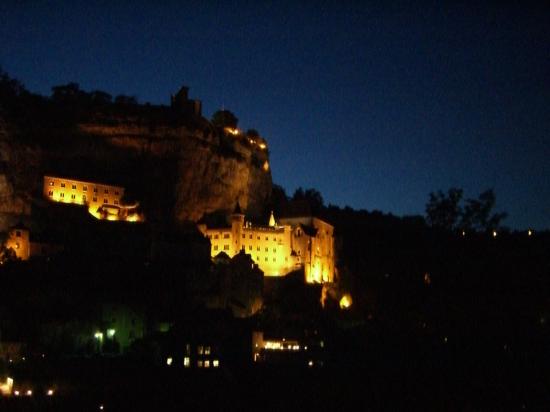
72,184,76,190
60,183,65,188
223,245,229,250
48,190,53,196
83,186,87,192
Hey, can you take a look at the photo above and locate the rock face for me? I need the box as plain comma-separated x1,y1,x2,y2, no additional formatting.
0,116,33,230
0,112,272,225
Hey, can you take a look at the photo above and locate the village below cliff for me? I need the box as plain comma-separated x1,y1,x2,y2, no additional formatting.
1,71,550,410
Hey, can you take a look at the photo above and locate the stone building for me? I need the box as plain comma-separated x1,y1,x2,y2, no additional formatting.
42,175,143,222
198,206,335,284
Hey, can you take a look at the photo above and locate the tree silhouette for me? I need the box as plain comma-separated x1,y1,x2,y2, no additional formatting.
426,188,507,233
211,110,238,129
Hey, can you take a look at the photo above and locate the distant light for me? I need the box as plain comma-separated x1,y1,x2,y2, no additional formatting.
107,329,116,338
166,357,173,366
339,294,352,309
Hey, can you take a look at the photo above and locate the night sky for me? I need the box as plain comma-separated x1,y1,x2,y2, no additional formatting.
1,1,549,229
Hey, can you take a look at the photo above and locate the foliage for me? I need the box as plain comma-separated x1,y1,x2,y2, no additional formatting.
425,187,507,232
292,187,324,215
211,110,238,129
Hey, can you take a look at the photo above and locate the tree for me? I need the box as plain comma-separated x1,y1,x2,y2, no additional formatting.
292,187,324,215
211,110,238,129
425,188,463,231
425,188,507,233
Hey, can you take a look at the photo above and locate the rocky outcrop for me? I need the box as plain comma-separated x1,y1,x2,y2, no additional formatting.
0,116,33,227
0,112,272,225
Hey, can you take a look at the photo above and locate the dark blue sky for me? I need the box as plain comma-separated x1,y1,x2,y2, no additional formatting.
1,1,549,229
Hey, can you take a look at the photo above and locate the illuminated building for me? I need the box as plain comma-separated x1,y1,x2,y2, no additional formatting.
42,175,143,222
198,206,335,283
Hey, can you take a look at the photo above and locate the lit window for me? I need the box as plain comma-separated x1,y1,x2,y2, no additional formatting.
72,184,76,190
49,181,54,186
223,245,229,250
60,183,65,188
83,186,87,192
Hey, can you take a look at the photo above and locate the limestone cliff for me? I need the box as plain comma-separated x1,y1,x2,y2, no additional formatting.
0,110,272,226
